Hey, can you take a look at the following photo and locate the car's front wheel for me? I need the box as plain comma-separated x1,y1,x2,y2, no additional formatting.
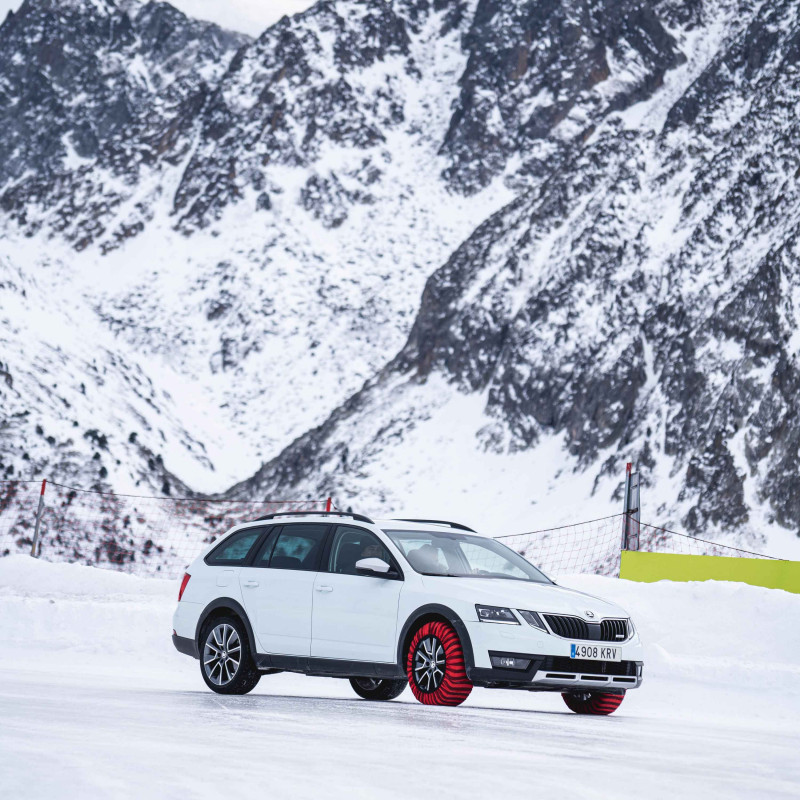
406,620,472,706
200,616,261,695
562,691,625,715
349,677,407,701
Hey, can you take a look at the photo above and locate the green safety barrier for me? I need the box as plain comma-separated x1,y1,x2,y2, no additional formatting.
620,550,800,594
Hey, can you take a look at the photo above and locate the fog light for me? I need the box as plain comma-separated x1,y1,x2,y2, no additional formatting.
491,655,531,670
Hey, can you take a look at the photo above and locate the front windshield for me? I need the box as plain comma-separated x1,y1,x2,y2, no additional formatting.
384,529,552,583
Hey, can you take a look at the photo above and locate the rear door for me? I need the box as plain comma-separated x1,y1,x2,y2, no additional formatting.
202,526,267,604
311,525,403,663
239,523,330,657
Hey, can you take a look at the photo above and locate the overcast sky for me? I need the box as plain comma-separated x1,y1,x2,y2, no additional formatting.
0,1,317,36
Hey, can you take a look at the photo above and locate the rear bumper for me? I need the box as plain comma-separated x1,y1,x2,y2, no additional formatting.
172,632,199,659
468,652,643,692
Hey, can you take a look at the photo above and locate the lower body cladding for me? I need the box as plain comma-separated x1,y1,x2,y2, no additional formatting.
468,652,643,692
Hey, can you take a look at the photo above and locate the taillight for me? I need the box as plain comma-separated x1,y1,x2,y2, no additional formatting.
178,572,191,601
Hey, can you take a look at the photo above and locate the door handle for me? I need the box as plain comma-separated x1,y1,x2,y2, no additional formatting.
243,580,260,588
315,585,333,593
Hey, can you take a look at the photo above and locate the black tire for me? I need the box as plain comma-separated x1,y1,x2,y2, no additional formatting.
199,615,261,695
562,690,625,715
349,677,407,701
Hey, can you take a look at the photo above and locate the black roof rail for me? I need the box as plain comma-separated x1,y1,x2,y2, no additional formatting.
392,518,476,533
255,510,375,524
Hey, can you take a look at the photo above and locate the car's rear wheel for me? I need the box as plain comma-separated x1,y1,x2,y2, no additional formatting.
406,620,472,706
349,677,407,701
200,616,261,695
562,691,625,715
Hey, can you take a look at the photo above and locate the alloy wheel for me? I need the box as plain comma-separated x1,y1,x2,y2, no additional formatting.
203,623,241,686
413,635,446,693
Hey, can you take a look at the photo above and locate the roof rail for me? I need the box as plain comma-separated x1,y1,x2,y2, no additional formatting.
392,518,476,533
255,510,375,524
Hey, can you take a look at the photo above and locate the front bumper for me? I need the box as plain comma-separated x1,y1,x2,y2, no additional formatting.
468,652,643,691
463,616,644,691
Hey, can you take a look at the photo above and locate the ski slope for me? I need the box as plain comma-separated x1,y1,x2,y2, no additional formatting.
0,557,798,799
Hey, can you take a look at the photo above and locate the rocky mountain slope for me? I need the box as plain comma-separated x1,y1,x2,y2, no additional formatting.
1,0,799,555
0,0,249,248
226,0,800,551
1,0,513,494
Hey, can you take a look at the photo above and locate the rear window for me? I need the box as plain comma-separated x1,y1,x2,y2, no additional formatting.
205,527,265,566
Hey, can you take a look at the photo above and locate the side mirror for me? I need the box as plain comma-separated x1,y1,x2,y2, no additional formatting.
355,557,393,577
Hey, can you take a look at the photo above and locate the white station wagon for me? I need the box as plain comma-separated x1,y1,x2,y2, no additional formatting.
172,512,643,713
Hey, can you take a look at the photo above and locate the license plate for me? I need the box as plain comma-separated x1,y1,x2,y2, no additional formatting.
570,643,621,661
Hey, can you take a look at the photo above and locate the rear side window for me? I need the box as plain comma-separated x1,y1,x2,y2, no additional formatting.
206,527,264,566
268,524,328,571
251,528,280,566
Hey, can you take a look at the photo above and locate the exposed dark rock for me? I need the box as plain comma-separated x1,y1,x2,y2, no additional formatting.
440,0,684,194
0,0,248,247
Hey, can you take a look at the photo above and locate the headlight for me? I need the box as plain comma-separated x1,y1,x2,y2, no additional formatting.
475,605,519,624
518,610,546,631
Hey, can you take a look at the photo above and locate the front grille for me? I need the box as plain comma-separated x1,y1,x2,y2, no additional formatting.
542,656,637,677
543,614,590,639
543,614,629,642
600,618,629,641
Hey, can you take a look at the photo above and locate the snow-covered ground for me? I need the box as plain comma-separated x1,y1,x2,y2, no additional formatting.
1,556,798,799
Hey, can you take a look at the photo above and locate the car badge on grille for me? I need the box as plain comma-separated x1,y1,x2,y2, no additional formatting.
585,610,595,618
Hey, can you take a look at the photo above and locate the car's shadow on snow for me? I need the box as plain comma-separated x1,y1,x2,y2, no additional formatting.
174,689,578,721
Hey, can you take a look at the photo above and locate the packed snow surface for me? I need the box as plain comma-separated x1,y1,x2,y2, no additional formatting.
0,557,798,798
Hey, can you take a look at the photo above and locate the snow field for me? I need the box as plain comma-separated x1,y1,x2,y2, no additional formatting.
0,556,799,798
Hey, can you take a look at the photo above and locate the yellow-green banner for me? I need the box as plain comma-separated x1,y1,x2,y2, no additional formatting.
620,550,800,594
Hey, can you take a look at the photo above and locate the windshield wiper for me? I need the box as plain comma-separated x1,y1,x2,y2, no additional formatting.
419,572,462,577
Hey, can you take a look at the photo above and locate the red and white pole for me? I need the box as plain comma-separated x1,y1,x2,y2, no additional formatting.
30,479,47,558
325,497,332,513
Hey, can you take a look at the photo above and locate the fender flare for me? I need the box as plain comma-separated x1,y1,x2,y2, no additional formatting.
396,603,475,671
195,597,259,657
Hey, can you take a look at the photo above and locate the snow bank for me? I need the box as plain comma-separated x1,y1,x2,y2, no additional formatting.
560,574,800,689
0,555,175,599
0,556,178,671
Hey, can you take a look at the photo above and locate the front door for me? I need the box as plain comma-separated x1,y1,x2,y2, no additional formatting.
311,526,403,663
239,523,330,657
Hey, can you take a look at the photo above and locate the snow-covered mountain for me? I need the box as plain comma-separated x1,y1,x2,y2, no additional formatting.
1,0,513,494
2,0,799,557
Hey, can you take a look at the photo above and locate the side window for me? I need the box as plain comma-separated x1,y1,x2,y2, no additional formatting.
268,524,328,571
251,527,280,566
328,526,394,576
395,535,449,575
206,527,264,566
